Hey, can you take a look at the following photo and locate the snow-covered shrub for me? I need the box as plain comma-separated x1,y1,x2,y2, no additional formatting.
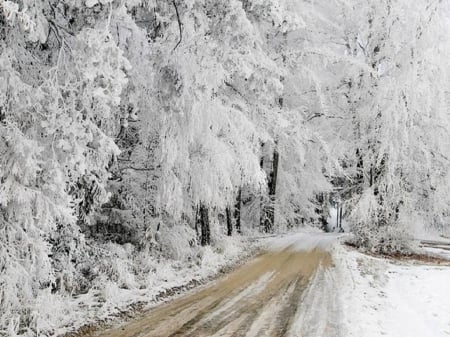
157,224,198,261
350,221,412,254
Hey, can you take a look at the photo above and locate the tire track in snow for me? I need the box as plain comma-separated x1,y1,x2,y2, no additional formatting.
287,265,342,337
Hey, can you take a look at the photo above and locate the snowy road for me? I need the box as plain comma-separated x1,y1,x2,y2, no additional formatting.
94,233,338,337
84,232,450,337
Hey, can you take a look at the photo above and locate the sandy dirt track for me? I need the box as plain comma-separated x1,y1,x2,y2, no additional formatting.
94,247,332,337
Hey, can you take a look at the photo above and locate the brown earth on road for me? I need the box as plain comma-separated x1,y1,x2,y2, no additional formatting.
90,248,332,337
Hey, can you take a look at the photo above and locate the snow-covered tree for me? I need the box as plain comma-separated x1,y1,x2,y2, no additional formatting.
1,0,450,334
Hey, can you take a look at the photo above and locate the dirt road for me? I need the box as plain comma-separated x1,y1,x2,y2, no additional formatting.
94,247,333,337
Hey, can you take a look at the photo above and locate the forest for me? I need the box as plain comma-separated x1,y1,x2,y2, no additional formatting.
1,0,450,336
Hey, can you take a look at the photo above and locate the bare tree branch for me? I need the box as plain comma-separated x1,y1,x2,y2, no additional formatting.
120,166,155,172
172,0,182,51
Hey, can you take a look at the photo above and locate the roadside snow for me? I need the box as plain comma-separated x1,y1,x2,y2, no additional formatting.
417,235,450,260
54,230,450,337
269,230,450,337
50,235,258,337
423,246,450,260
335,245,450,337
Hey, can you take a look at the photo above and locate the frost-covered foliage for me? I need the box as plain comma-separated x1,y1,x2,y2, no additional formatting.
341,0,450,252
296,0,450,252
0,0,328,334
0,0,449,334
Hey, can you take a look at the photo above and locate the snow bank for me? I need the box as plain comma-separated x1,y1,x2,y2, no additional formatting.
335,245,450,337
48,235,257,337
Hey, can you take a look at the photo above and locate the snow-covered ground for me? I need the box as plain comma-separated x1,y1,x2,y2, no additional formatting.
418,235,450,261
56,230,450,337
47,236,259,337
266,230,450,337
335,243,450,337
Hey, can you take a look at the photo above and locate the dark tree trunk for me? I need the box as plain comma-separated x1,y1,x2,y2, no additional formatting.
269,149,279,197
265,148,279,233
226,207,233,236
261,147,279,233
316,193,327,232
336,203,340,231
194,206,199,237
198,204,210,246
356,148,364,186
259,146,265,231
235,188,241,234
